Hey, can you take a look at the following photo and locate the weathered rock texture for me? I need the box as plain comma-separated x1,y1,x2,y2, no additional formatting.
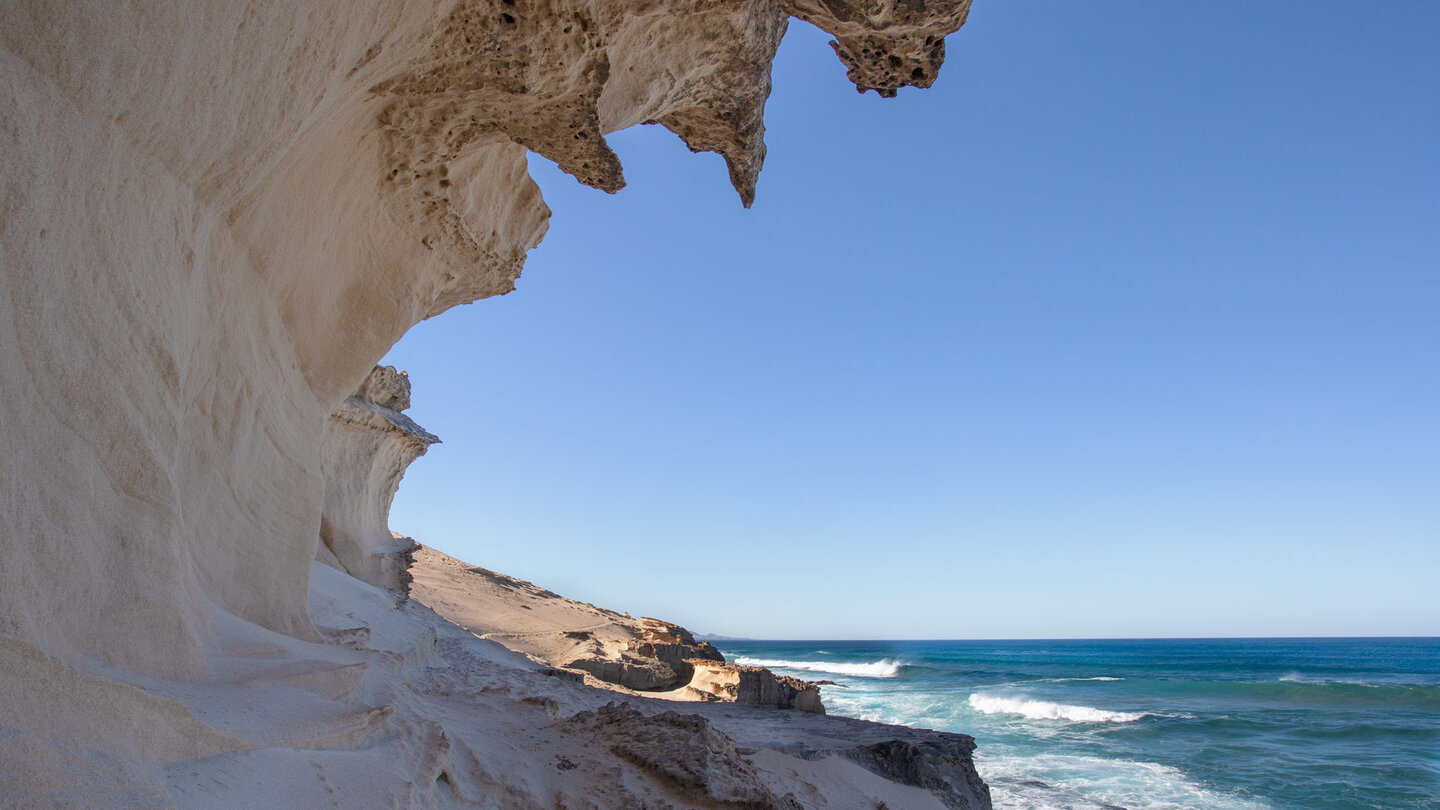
850,738,992,810
558,616,725,686
563,616,728,691
630,617,727,682
563,703,803,809
689,660,826,713
318,365,439,592
0,0,977,804
0,0,970,686
789,0,969,97
410,544,822,710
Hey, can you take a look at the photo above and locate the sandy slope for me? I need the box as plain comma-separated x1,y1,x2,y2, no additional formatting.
410,544,644,669
7,559,988,807
162,560,985,807
411,544,837,713
4,558,990,807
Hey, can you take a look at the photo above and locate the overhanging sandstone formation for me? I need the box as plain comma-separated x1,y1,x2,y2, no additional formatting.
1,1,979,804
1,0,971,685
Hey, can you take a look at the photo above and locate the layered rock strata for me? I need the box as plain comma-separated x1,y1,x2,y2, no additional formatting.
688,660,826,713
564,616,726,691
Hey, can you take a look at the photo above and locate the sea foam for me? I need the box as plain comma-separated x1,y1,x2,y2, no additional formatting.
979,750,1272,810
732,657,902,678
968,693,1148,723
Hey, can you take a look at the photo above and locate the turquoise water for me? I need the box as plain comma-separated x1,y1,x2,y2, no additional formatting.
716,638,1440,809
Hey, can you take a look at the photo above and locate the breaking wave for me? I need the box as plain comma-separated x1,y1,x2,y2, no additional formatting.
979,750,1273,810
968,693,1149,723
732,657,902,678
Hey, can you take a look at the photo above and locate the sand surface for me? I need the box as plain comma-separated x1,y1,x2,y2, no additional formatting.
410,544,643,670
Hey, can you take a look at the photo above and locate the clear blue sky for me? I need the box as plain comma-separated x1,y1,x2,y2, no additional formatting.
384,1,1439,639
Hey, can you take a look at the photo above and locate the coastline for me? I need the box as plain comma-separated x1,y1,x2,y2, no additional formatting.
5,2,1428,808
717,638,1440,810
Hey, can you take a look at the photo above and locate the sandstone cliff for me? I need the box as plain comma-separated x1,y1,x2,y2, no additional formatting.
1,0,971,686
0,0,982,805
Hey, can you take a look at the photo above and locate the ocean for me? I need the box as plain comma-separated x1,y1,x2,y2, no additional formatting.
715,638,1440,810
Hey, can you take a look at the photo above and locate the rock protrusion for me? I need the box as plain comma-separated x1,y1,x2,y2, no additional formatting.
563,702,803,809
318,366,440,592
356,365,413,411
629,617,726,684
847,737,993,810
688,660,825,714
561,618,728,691
787,0,974,97
562,655,681,691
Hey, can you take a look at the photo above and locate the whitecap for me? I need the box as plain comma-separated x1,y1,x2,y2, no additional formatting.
819,692,887,723
967,693,1148,723
732,657,902,678
978,750,1272,810
1278,673,1388,687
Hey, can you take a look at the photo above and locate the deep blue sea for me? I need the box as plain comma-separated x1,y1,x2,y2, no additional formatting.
715,638,1440,810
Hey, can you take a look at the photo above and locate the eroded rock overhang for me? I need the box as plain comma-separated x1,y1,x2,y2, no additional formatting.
0,0,972,682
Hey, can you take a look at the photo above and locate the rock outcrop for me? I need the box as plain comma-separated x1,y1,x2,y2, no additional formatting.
632,617,727,681
1,0,979,804
1,0,971,688
563,703,803,809
688,660,826,713
564,617,726,691
850,738,993,810
409,544,822,710
318,365,439,592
